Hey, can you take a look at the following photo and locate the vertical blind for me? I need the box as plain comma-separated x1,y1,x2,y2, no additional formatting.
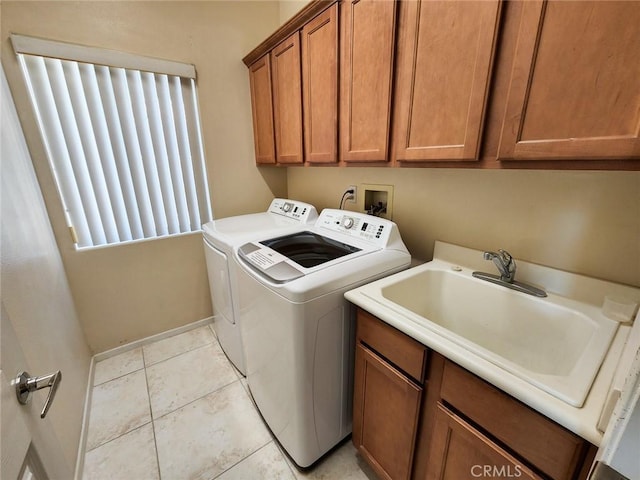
13,35,212,249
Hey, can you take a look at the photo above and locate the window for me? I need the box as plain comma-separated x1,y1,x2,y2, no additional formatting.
12,34,212,249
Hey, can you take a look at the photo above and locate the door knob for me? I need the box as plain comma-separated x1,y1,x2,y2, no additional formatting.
15,370,62,418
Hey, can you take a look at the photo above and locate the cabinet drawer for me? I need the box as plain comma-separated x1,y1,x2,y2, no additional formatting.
356,309,427,383
440,361,587,480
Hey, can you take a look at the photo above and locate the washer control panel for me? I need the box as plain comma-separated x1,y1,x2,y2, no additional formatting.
317,209,395,245
268,199,318,223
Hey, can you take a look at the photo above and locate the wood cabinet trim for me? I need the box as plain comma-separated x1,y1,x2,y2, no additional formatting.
413,351,445,480
242,0,338,67
511,136,640,160
356,309,427,383
272,36,297,57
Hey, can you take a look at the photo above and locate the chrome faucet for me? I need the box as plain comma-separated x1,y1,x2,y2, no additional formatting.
472,249,547,297
483,250,516,283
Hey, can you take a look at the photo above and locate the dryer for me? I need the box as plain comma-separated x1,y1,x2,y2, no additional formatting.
202,199,317,374
235,209,411,467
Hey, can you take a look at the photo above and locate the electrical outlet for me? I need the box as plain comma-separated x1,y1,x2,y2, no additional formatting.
347,185,357,202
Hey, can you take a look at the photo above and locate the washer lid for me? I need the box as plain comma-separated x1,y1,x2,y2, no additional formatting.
238,231,363,284
260,231,361,268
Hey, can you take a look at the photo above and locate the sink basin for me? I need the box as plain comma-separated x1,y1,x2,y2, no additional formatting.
361,262,619,407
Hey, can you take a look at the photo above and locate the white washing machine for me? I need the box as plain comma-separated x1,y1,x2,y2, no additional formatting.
235,209,411,467
202,199,317,375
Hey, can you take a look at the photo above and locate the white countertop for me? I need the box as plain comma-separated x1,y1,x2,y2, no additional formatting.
345,241,640,446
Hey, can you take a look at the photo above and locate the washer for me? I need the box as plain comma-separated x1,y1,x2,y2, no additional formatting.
235,209,411,467
202,199,317,375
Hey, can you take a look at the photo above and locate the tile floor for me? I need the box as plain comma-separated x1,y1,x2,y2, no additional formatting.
82,324,377,480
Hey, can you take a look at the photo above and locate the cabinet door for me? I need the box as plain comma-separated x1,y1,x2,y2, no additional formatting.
498,1,640,161
353,344,422,480
340,0,397,163
393,0,501,162
440,360,589,480
248,54,276,164
426,403,542,480
272,32,304,164
302,4,338,164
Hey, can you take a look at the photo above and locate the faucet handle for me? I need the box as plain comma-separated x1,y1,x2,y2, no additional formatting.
498,249,514,265
498,250,516,274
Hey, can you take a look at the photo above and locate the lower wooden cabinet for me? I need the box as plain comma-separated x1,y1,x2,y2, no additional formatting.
438,361,589,480
353,344,422,480
352,308,596,480
426,403,542,480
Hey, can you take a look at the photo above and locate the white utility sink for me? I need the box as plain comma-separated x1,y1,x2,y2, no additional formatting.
359,260,620,407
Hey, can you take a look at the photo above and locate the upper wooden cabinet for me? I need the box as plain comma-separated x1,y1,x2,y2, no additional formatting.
272,32,304,164
340,0,398,163
392,0,502,162
302,5,338,164
244,2,338,166
248,54,276,164
245,0,639,168
498,0,640,161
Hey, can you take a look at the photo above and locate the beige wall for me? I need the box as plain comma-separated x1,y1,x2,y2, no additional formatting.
1,66,91,478
288,168,640,288
279,0,311,24
2,1,286,352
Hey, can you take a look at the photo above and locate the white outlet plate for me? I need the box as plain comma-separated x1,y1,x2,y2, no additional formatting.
347,185,357,203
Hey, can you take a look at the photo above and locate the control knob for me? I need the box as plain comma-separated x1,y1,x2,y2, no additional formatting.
282,202,293,212
342,216,355,229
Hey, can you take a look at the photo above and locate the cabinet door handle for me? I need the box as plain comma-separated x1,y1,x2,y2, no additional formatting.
15,370,62,418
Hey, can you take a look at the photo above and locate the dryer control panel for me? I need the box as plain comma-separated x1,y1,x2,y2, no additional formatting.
316,209,396,245
268,199,318,223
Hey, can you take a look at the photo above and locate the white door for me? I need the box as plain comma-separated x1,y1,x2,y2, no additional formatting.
1,65,76,480
1,304,66,480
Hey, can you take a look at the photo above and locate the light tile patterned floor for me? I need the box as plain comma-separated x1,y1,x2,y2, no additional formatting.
82,324,377,480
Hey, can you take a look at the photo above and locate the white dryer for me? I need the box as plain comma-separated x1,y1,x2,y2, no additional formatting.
235,209,411,467
202,199,317,375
